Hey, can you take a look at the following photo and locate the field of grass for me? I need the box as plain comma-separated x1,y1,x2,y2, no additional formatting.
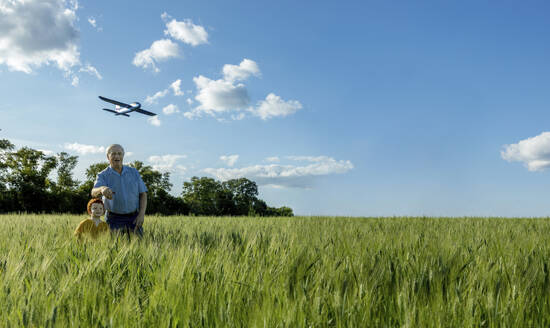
1,215,550,327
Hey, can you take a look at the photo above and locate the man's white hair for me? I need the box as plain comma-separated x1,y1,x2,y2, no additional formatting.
106,144,125,155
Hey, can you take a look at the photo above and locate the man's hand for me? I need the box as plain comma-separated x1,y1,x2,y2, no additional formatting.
101,186,115,199
134,213,145,227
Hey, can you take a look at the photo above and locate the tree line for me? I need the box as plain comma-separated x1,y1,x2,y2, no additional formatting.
0,139,293,216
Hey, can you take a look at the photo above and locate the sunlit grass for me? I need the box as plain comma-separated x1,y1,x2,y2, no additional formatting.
1,214,550,326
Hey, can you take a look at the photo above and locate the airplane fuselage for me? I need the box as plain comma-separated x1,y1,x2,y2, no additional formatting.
115,102,141,115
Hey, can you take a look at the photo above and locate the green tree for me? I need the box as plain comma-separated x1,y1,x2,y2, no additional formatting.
182,176,223,215
56,152,79,190
0,139,15,212
222,178,259,215
182,176,294,217
251,198,268,216
0,139,15,190
153,189,189,215
85,162,110,183
271,206,294,217
79,162,109,197
128,160,172,196
128,160,181,214
4,147,57,212
51,152,86,213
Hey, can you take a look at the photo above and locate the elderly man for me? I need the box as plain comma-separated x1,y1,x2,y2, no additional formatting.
91,144,147,235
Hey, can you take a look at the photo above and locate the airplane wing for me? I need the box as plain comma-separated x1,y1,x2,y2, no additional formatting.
99,96,132,108
133,108,157,116
102,108,130,117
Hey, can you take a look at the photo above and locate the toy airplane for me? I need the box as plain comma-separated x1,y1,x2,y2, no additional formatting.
99,96,156,117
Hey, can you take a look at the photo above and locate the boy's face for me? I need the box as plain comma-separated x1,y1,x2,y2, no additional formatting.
90,203,105,217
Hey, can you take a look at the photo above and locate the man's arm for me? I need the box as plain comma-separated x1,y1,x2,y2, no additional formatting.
134,192,147,227
91,173,114,199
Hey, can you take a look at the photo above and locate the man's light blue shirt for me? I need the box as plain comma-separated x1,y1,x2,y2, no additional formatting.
93,166,147,214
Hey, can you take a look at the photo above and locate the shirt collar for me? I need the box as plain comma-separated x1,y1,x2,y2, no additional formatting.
108,165,127,176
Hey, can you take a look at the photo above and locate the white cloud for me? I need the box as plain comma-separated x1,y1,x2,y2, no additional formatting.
183,111,195,120
204,156,354,188
79,64,102,80
148,116,161,127
223,58,260,82
71,75,79,86
265,156,280,163
164,17,208,46
191,75,249,116
145,89,169,105
162,104,180,115
87,17,96,27
186,59,260,119
133,39,179,73
287,156,334,162
250,93,302,120
186,98,194,105
220,155,239,167
501,132,550,171
148,154,187,174
64,142,105,155
145,79,184,105
38,149,55,156
188,59,301,121
0,0,80,75
161,12,170,21
170,79,184,96
231,113,246,121
176,165,187,175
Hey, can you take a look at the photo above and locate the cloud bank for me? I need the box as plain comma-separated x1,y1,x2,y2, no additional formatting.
204,156,353,188
148,154,187,174
64,142,105,155
0,0,80,74
501,132,550,171
185,58,301,121
220,155,239,167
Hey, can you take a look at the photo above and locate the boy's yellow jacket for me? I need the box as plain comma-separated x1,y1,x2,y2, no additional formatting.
74,219,109,238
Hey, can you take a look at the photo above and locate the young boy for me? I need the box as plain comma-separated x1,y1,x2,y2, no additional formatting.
74,198,110,238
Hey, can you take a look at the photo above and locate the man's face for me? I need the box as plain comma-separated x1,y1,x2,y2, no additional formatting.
107,146,124,168
90,203,105,217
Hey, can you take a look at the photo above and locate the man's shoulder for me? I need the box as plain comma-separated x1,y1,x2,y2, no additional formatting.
98,166,112,176
123,166,141,176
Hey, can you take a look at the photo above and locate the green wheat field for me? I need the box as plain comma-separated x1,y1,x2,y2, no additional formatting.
1,215,550,327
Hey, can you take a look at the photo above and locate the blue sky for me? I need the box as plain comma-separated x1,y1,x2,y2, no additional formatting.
2,0,550,216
